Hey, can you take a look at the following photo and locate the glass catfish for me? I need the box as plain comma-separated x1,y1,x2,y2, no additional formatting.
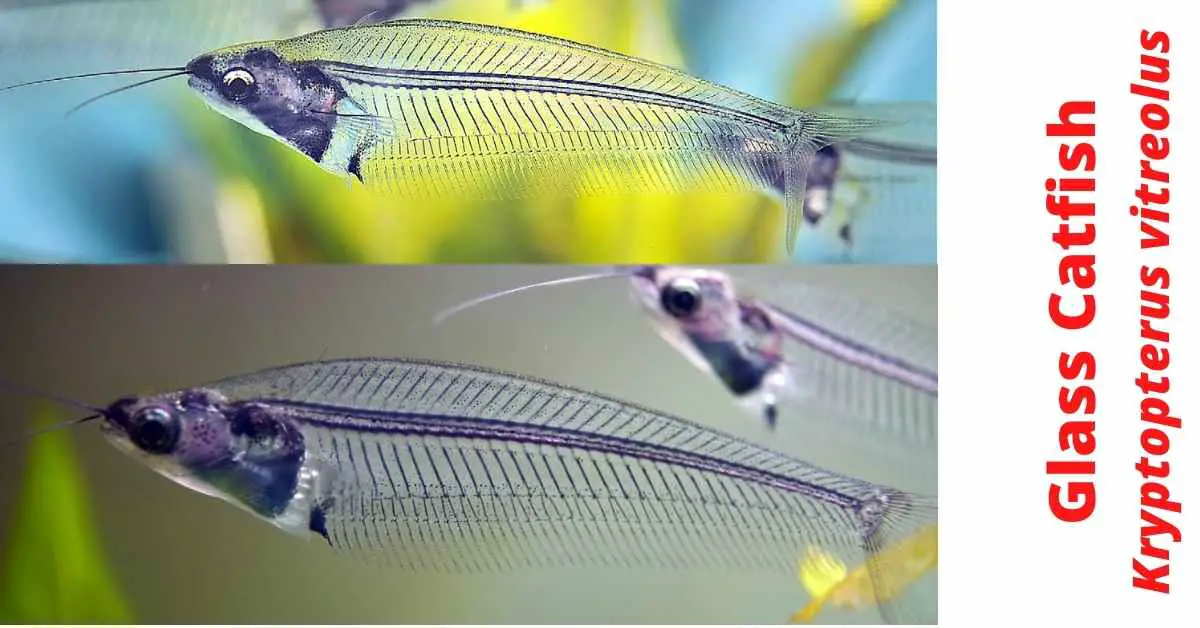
431,266,937,448
0,16,908,254
177,19,899,252
7,357,937,624
629,266,937,448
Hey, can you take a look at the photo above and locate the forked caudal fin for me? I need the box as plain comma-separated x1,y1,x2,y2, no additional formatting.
782,111,905,254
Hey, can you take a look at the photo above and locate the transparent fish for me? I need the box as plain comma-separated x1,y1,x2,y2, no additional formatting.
5,357,937,624
431,265,937,449
2,10,927,255
170,19,907,253
791,524,938,623
630,266,937,450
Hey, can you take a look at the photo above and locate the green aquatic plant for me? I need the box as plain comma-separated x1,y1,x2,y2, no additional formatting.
0,407,133,624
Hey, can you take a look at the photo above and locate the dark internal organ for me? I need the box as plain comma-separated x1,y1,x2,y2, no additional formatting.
686,301,787,428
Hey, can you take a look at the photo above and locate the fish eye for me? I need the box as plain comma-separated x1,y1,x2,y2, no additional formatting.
130,407,180,455
221,68,257,102
661,278,702,319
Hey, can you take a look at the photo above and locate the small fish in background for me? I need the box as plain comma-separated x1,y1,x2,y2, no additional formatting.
1,357,937,624
1,17,907,254
671,0,935,262
628,266,793,429
430,265,937,448
803,101,936,256
634,266,937,450
802,145,844,228
790,524,938,624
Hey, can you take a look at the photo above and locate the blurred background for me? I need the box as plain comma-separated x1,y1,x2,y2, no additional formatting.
0,265,936,623
0,0,935,264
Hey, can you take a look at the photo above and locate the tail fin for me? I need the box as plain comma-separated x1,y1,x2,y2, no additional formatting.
858,489,939,624
782,111,905,254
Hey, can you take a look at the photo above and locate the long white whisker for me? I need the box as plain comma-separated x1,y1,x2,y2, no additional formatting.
431,272,629,325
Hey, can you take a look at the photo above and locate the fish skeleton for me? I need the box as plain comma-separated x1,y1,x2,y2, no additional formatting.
180,19,902,253
14,356,937,623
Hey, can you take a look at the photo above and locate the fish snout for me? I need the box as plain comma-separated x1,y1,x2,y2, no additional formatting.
183,55,221,94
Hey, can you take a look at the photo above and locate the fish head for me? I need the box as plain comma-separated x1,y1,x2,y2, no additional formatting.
627,266,747,379
185,44,350,165
100,389,313,525
628,266,740,336
628,267,792,424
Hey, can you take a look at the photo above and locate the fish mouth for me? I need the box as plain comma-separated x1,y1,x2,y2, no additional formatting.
185,74,214,98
